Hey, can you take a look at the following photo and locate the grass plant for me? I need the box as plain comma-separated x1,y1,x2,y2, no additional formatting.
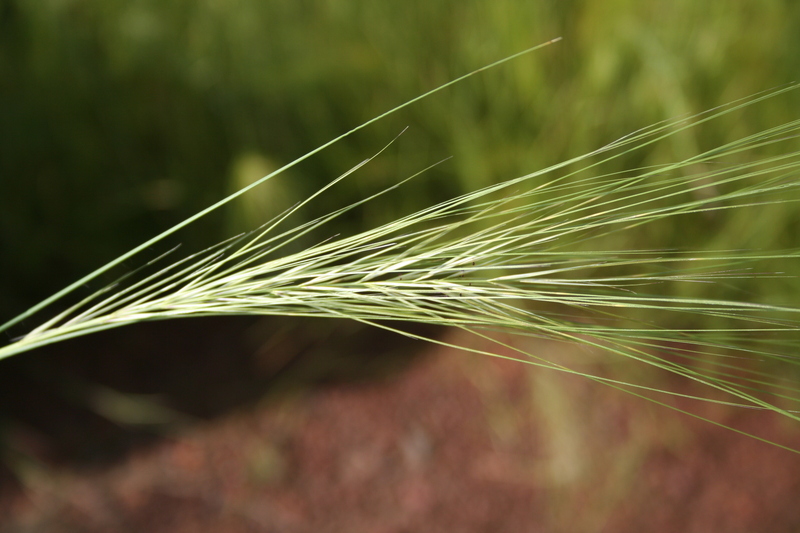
2,40,800,447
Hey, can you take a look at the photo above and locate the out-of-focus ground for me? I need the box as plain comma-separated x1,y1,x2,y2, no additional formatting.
1,322,798,533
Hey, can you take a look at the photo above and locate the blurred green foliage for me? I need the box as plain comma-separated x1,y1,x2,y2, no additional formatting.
2,0,800,322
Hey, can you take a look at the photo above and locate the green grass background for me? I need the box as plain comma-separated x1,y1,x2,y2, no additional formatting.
2,0,800,324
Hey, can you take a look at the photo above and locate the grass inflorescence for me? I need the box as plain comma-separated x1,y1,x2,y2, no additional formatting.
2,41,800,446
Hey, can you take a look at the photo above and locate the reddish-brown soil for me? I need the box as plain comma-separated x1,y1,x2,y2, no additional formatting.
1,321,799,532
